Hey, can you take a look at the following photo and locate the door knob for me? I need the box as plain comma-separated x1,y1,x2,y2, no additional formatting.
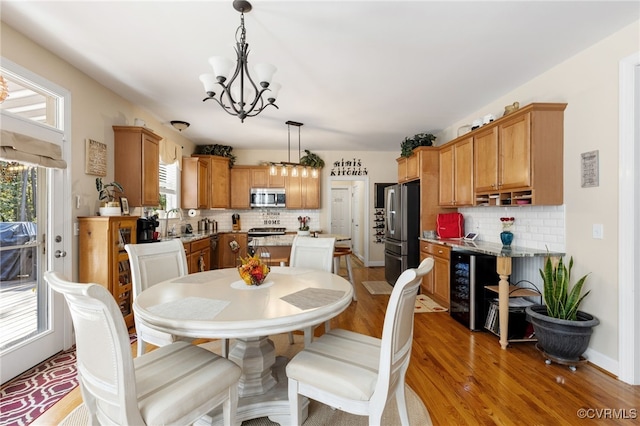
54,250,67,258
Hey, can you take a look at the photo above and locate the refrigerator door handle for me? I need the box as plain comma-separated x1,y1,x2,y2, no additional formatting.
386,188,395,236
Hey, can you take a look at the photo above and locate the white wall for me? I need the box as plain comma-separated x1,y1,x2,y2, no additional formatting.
436,20,640,370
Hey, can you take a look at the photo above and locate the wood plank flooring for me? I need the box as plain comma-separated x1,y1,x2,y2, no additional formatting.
33,259,640,425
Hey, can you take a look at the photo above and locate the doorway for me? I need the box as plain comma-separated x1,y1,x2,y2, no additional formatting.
330,176,369,266
0,60,71,383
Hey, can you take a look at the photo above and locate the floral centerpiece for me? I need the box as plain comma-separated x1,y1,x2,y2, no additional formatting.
500,217,515,230
238,254,270,286
298,216,310,231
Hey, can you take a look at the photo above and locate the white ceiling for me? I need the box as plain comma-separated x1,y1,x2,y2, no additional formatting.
1,1,638,152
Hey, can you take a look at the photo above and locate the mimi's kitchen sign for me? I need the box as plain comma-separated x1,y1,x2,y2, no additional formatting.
330,158,368,176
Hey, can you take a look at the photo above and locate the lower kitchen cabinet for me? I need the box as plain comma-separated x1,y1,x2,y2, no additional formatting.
419,240,450,308
184,237,211,273
219,233,248,268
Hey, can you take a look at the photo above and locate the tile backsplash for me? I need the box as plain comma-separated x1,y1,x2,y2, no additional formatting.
457,205,565,253
185,209,321,233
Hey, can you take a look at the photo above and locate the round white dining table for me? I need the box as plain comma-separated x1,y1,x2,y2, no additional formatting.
133,266,354,425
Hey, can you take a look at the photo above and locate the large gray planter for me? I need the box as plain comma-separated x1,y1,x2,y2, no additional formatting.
525,305,600,364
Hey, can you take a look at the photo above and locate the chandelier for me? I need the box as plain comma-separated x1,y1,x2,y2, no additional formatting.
199,0,280,122
270,121,319,179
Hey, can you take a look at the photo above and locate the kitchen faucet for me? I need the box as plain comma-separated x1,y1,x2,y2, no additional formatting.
163,208,183,238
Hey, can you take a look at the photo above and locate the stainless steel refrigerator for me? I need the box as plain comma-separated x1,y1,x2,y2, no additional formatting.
384,182,420,285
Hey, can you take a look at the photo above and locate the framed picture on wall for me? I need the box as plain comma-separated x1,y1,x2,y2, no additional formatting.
120,197,130,215
85,138,107,176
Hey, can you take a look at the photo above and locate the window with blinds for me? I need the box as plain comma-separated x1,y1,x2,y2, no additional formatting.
159,162,178,210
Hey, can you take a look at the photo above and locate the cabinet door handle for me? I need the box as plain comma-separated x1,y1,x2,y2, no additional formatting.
437,250,443,254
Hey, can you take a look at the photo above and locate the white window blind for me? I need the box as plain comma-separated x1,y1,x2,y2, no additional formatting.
159,163,178,210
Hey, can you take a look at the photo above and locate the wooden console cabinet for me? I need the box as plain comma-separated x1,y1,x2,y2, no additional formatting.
78,216,137,328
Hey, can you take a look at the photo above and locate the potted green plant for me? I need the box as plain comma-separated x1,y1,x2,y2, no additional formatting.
96,177,124,216
400,133,436,157
299,150,325,169
525,256,600,367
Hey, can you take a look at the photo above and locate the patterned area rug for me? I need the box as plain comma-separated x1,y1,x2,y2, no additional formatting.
415,294,448,313
362,280,392,295
0,334,136,426
0,347,78,426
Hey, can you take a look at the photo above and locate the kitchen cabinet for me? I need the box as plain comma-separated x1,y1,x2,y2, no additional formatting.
193,155,230,208
181,157,209,209
113,126,160,207
230,167,251,209
473,103,566,206
78,216,137,328
417,147,447,233
419,240,450,308
218,232,248,268
397,153,420,183
251,166,285,188
184,237,211,273
285,175,320,209
438,137,473,207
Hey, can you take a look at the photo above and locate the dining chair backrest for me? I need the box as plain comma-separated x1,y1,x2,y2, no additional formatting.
45,271,241,426
289,236,336,272
125,239,188,299
374,257,434,406
44,271,146,424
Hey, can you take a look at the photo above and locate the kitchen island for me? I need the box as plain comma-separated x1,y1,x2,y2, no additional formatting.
249,234,351,266
420,238,564,349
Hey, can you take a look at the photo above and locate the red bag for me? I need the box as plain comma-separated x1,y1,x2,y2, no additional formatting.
436,212,464,239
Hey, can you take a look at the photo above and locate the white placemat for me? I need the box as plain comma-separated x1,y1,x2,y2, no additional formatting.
170,270,225,284
281,287,346,310
148,297,230,320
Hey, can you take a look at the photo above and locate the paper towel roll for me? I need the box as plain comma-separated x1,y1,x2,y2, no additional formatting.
188,209,197,217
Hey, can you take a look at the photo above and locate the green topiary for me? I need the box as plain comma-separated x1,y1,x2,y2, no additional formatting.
400,133,436,157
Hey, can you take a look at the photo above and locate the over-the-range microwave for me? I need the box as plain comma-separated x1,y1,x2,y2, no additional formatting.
250,188,286,208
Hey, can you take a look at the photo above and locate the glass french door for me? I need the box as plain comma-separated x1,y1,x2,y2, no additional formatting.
0,60,71,384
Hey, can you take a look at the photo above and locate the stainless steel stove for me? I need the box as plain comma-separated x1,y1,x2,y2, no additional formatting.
247,227,286,236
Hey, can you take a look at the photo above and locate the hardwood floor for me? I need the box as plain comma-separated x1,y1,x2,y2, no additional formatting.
34,259,640,425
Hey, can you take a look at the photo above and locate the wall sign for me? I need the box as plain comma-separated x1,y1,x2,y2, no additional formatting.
581,150,599,188
330,158,368,176
85,138,107,176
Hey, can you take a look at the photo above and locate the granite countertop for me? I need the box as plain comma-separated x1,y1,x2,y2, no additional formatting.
420,237,565,258
161,232,216,244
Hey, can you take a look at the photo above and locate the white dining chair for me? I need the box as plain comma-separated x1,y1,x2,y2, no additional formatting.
286,257,435,426
44,271,241,426
125,240,193,357
288,235,337,346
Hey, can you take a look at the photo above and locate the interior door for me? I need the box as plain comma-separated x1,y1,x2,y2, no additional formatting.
330,187,351,237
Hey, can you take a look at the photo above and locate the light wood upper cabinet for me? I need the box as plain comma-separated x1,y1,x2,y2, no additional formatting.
473,126,499,193
285,174,321,209
193,155,230,209
230,167,251,209
438,137,473,207
472,103,566,206
397,153,420,183
251,166,285,188
113,126,160,207
181,157,208,209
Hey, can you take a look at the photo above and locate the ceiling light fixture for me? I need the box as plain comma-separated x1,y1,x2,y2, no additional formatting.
269,121,318,179
170,120,190,131
199,0,280,122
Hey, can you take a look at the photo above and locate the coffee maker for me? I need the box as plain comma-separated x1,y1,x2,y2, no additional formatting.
137,216,159,243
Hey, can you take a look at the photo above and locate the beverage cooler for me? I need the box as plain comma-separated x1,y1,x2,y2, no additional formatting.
450,251,498,330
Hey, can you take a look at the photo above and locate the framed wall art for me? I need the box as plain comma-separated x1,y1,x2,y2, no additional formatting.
85,138,107,176
120,197,130,215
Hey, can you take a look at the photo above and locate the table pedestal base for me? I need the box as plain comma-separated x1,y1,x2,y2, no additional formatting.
197,352,309,425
